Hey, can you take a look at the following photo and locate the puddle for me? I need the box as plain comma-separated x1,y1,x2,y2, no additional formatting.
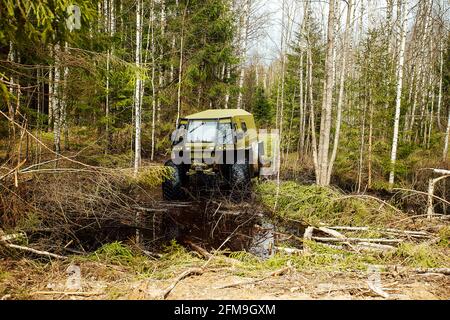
61,194,304,260
247,222,275,259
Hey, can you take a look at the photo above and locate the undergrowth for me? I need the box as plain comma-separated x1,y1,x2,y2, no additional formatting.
255,180,406,227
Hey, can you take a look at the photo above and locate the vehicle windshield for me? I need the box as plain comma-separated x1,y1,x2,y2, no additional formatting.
186,120,233,144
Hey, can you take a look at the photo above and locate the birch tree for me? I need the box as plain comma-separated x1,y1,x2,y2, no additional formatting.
327,0,353,184
388,0,408,187
134,0,143,176
316,0,336,186
444,109,450,161
236,0,250,109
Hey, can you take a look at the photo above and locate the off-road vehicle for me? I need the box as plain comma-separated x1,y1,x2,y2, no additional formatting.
162,109,270,200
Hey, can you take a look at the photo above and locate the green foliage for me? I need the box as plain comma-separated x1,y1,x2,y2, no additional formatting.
92,241,137,265
85,241,155,275
252,86,273,127
389,243,450,268
256,180,401,227
438,226,450,248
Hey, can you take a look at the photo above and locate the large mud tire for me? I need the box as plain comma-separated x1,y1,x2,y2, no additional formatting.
162,160,187,201
229,160,251,201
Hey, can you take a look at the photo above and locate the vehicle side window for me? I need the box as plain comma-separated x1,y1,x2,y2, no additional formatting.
241,122,247,132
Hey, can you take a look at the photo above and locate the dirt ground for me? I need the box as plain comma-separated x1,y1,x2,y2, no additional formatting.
1,259,449,300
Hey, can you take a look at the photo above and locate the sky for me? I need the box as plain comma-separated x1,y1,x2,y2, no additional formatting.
246,0,450,66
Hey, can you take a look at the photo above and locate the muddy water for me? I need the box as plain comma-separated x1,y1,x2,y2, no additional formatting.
149,198,287,259
247,222,275,259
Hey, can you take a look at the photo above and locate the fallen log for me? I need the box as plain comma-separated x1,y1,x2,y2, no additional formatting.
311,236,403,244
327,226,431,238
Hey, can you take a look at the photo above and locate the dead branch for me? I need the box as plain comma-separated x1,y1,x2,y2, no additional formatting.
215,267,291,289
412,268,450,275
381,265,450,275
161,267,204,299
317,226,360,251
335,194,404,215
185,240,212,259
326,226,432,238
0,242,66,259
32,291,102,296
0,158,26,181
318,226,346,238
274,246,303,254
393,187,450,207
311,236,403,244
356,242,396,252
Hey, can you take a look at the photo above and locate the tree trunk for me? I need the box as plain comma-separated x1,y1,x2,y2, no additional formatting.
444,108,450,161
327,0,353,184
236,0,250,109
436,40,443,130
388,0,407,188
317,0,336,186
151,0,156,161
53,44,61,156
176,2,188,126
133,0,143,176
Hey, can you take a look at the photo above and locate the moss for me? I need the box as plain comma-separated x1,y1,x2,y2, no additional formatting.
390,243,450,268
438,226,450,248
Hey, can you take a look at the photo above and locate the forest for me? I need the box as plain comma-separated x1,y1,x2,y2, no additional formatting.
0,0,449,300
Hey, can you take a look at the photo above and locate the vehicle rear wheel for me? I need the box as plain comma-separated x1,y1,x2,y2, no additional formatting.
162,160,187,201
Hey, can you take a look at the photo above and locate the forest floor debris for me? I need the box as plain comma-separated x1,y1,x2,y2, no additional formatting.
0,167,449,300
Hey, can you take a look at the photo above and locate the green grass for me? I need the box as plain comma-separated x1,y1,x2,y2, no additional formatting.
388,243,450,268
75,241,155,275
255,180,403,227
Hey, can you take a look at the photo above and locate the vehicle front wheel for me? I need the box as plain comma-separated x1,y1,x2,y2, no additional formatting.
162,160,187,201
229,161,251,201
